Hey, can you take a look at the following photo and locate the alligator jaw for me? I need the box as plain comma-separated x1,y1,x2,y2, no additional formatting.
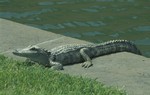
12,49,22,56
12,49,30,57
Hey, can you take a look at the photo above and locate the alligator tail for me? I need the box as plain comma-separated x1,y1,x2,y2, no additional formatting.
93,40,141,57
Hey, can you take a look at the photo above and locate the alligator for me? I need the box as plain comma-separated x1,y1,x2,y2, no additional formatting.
12,40,141,70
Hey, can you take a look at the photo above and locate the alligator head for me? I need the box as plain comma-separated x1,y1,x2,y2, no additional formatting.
12,45,50,66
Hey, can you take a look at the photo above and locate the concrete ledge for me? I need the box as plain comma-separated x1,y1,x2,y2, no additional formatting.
0,18,150,95
63,52,150,95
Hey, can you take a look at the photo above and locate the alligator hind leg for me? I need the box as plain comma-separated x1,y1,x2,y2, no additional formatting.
80,48,93,68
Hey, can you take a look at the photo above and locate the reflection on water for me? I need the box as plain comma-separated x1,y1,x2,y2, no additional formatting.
0,0,149,57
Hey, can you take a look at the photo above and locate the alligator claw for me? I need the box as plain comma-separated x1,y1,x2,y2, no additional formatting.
81,61,93,68
50,64,63,70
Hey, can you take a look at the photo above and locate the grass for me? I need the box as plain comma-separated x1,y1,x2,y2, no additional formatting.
0,55,126,95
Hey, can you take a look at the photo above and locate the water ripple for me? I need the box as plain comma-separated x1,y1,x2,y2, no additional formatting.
91,6,107,9
30,24,65,30
0,0,9,3
0,8,57,19
81,5,107,13
82,31,105,36
96,0,114,2
63,32,81,38
63,22,76,27
56,1,68,5
82,8,99,13
134,26,150,32
132,16,138,19
109,33,120,38
116,8,126,12
144,52,150,57
73,21,90,27
133,38,150,45
38,1,54,6
86,21,106,26
29,21,106,30
118,0,135,2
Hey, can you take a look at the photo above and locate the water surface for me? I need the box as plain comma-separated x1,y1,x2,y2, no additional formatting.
0,0,150,57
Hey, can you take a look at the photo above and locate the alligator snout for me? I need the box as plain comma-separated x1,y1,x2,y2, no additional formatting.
12,50,19,55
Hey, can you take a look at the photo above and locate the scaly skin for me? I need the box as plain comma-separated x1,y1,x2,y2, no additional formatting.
13,40,141,70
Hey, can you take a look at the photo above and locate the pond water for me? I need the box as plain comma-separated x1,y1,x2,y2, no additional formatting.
0,0,150,57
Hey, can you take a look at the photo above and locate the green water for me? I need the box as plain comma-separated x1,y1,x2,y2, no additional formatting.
0,0,150,57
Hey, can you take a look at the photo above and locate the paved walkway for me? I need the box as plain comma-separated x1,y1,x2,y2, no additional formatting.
0,18,150,95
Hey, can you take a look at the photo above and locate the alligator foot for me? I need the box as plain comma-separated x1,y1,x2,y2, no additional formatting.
81,61,93,68
51,65,63,70
50,61,64,70
80,48,93,68
24,58,35,66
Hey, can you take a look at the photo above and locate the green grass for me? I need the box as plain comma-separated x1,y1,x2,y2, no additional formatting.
0,55,126,95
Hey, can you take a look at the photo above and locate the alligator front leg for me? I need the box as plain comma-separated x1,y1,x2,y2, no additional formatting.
24,58,36,66
80,48,93,68
49,61,63,70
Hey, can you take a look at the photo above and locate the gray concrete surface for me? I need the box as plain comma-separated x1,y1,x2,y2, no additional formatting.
0,18,150,95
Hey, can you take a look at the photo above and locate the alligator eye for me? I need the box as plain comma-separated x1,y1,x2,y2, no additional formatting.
30,47,37,51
